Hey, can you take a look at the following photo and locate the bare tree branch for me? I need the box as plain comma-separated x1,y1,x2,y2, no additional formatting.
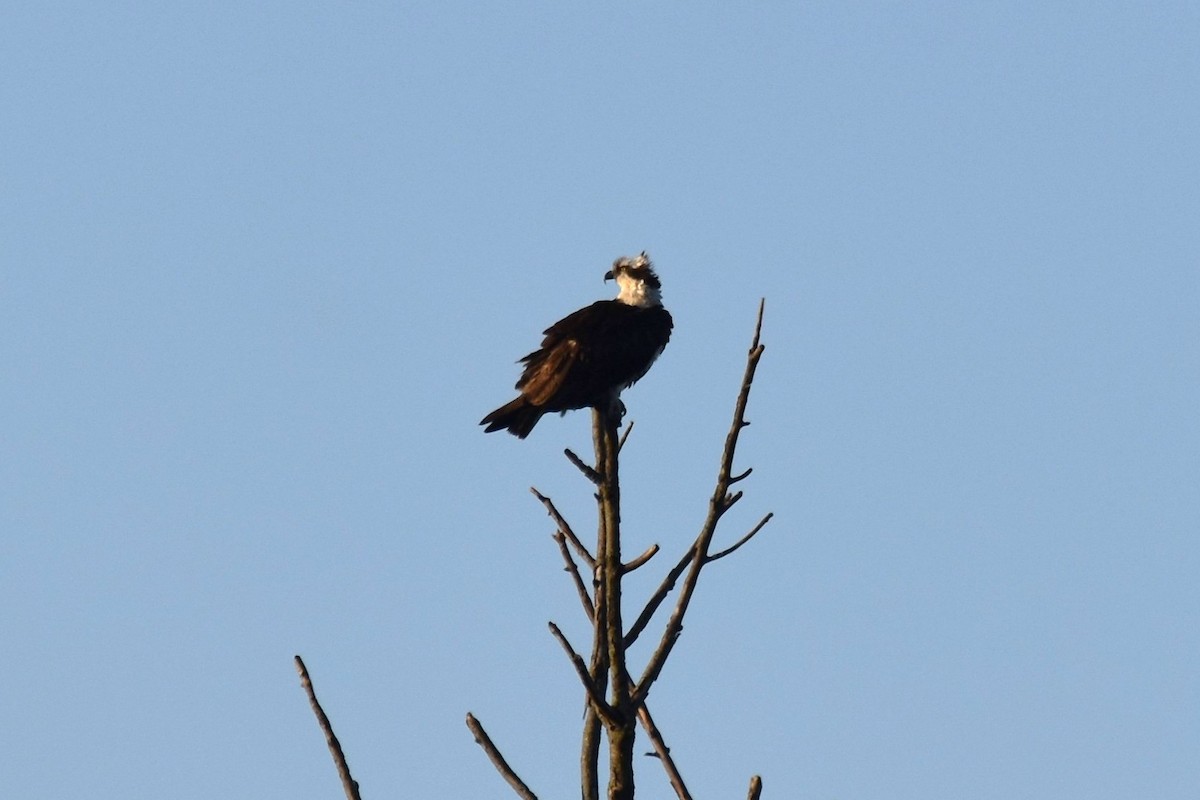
747,774,763,800
706,512,774,563
294,655,362,800
729,467,753,484
583,413,613,800
549,621,616,723
594,407,637,799
531,487,597,620
623,543,660,573
618,420,635,451
465,713,539,800
531,487,594,568
635,300,767,704
580,705,601,800
636,703,693,800
564,447,601,484
626,513,774,655
623,309,771,651
553,530,595,621
623,544,695,649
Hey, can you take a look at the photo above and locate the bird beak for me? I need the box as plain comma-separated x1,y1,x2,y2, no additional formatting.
603,270,614,282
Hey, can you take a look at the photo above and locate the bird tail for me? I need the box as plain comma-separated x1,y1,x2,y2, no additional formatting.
480,397,544,438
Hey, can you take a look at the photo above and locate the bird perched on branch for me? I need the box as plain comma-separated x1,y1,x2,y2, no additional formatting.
481,253,673,438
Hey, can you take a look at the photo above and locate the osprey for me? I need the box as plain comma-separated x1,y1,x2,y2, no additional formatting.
481,253,673,438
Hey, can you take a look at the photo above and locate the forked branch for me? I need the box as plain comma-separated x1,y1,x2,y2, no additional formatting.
533,488,596,621
636,300,771,703
623,544,695,648
708,512,774,563
549,621,616,723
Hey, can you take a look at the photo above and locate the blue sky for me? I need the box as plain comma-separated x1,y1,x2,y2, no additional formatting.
2,3,1197,798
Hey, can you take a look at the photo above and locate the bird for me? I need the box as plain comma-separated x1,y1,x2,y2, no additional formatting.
481,252,673,438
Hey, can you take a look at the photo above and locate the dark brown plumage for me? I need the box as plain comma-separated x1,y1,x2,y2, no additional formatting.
481,254,673,438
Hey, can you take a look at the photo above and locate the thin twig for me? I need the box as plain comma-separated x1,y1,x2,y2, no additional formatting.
618,420,635,451
747,774,763,800
294,655,363,800
531,488,596,620
549,621,616,723
623,544,695,648
707,512,774,563
636,300,767,703
531,487,595,568
465,713,539,800
554,531,596,621
636,703,693,800
564,448,601,484
623,324,769,649
623,543,659,573
729,467,753,484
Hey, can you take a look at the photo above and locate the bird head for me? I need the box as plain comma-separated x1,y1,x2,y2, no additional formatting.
605,252,663,308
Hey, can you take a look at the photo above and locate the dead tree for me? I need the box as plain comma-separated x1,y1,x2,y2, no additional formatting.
468,301,773,799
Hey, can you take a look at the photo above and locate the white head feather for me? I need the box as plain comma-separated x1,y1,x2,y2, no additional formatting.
610,253,663,308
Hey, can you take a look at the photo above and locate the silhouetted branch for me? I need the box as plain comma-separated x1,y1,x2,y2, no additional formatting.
584,417,612,800
530,489,595,568
636,300,768,703
729,467,753,484
549,621,615,723
637,703,693,800
707,512,774,563
594,408,638,799
581,704,601,800
465,713,539,800
624,519,774,655
532,487,595,568
618,420,635,451
564,448,601,484
533,488,596,620
553,530,595,621
294,655,362,800
623,543,659,572
623,544,694,648
747,774,763,799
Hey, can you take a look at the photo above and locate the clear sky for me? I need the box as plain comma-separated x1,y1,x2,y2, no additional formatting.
3,3,1197,798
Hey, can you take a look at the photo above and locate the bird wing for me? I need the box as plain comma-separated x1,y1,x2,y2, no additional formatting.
518,337,581,405
512,301,671,411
